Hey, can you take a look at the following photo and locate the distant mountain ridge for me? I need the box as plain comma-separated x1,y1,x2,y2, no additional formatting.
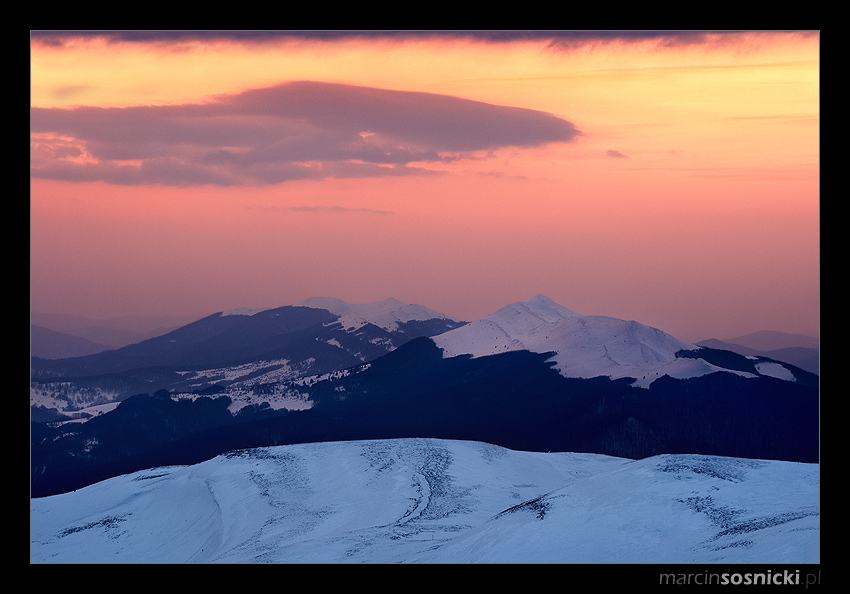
31,311,197,351
723,330,819,351
31,298,464,375
294,296,462,331
32,294,818,497
30,325,114,359
696,336,818,376
30,297,468,418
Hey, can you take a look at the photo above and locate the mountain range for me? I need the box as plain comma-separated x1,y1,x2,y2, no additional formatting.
31,294,819,501
30,297,465,419
31,297,463,376
31,304,820,374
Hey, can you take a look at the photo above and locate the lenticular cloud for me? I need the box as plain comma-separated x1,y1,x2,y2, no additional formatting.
30,81,582,187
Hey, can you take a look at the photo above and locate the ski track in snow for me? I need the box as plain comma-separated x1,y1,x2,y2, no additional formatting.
30,438,818,564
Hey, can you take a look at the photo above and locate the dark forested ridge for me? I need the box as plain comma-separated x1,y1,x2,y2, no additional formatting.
31,305,467,379
30,304,468,413
31,338,819,498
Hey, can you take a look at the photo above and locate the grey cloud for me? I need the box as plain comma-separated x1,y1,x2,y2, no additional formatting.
221,82,580,153
31,81,581,187
606,149,629,159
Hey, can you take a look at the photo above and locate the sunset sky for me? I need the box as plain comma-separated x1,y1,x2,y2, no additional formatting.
30,31,819,341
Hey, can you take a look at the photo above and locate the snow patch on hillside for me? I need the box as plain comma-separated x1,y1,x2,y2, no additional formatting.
176,358,296,385
753,361,797,382
30,383,124,424
173,385,313,414
170,357,322,413
220,307,273,317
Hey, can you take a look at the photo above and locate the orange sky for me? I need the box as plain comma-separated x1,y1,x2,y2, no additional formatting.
30,31,819,340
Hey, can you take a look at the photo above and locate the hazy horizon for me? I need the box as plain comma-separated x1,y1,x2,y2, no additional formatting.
31,31,819,343
29,294,819,346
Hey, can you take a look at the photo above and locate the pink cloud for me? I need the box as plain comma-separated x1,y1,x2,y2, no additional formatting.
31,81,581,187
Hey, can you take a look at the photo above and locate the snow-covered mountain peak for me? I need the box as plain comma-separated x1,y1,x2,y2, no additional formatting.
430,294,575,358
295,296,461,332
433,295,717,388
432,294,583,356
492,294,584,324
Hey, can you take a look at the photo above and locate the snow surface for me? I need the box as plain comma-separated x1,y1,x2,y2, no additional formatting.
30,383,124,424
754,361,797,382
31,438,818,564
176,358,298,386
220,307,273,317
433,295,758,388
295,296,462,332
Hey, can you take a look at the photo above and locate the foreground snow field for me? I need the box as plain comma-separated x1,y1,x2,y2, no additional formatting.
30,438,818,563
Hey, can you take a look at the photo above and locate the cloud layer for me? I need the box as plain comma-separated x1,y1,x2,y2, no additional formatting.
33,30,807,48
31,81,581,187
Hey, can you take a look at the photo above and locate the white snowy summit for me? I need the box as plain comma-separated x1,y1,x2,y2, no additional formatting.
433,294,750,388
295,296,462,332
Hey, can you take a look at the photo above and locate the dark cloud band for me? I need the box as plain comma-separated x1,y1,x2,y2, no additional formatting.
31,81,581,187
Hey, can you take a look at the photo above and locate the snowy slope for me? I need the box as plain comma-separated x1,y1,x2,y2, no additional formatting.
31,438,818,564
434,295,764,388
414,451,819,564
295,296,463,332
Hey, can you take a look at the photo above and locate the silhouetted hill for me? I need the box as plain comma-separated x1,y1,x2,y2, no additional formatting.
30,325,113,359
696,338,819,375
